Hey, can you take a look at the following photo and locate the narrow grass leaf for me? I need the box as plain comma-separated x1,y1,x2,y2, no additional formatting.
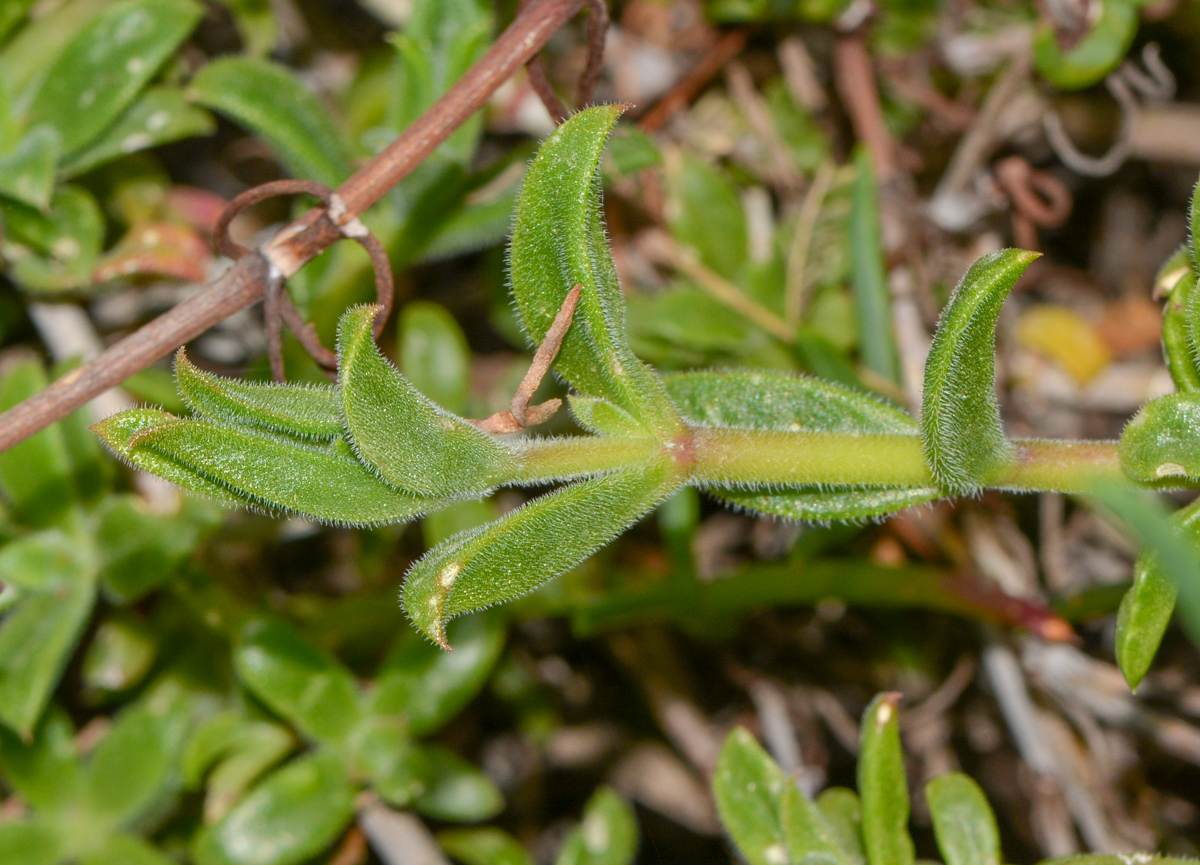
554,787,638,865
712,728,789,865
235,617,362,745
858,693,914,865
338,305,516,496
1116,497,1200,689
193,751,356,865
61,87,216,177
924,773,1001,865
508,105,680,436
781,782,856,865
1120,393,1200,482
175,350,343,441
849,149,898,384
189,56,354,186
921,249,1038,494
403,463,678,648
27,0,202,155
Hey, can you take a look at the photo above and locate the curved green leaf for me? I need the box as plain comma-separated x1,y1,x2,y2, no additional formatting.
921,249,1038,494
555,787,638,865
188,56,354,186
193,751,356,865
175,350,343,441
403,462,679,647
712,727,788,865
1115,497,1200,689
718,487,938,522
338,305,516,497
924,773,1001,865
27,0,203,155
508,105,680,437
61,86,216,177
1160,258,1200,392
568,395,644,438
1119,392,1200,482
413,745,504,823
858,693,913,865
1033,0,1138,91
235,617,361,745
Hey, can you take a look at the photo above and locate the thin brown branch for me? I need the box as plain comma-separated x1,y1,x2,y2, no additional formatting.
0,0,587,454
832,29,896,182
638,28,748,133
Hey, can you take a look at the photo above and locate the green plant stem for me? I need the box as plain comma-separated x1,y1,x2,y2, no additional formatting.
509,436,662,483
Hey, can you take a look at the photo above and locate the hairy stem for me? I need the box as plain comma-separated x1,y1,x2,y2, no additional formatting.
509,436,664,484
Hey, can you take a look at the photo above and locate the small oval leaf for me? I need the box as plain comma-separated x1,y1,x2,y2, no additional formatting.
412,745,504,823
1120,392,1200,483
921,249,1038,494
924,773,1001,865
508,105,680,437
780,782,856,865
403,462,678,647
712,727,788,865
858,693,914,865
554,787,638,865
338,305,516,497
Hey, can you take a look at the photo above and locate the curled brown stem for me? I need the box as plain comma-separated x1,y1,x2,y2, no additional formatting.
470,284,582,434
0,0,587,453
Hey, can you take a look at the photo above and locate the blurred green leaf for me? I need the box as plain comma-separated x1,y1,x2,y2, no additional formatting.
554,787,638,865
372,613,505,735
858,694,913,865
508,105,680,437
338,305,516,496
1120,392,1200,482
713,728,788,865
849,149,898,384
925,773,1001,865
667,154,747,281
0,0,109,113
235,617,361,745
80,833,179,865
1033,0,1138,90
0,708,81,811
61,87,216,177
352,720,428,806
193,751,356,865
0,582,95,737
27,0,202,155
399,301,471,415
211,0,278,57
1156,249,1200,392
175,350,343,441
0,359,72,524
82,614,157,696
413,745,504,822
0,0,38,44
439,828,535,865
4,184,104,293
780,782,857,865
1116,496,1200,689
0,126,59,210
403,463,678,648
0,821,61,865
182,713,295,820
189,56,354,186
921,249,1037,494
816,789,866,865
0,529,92,592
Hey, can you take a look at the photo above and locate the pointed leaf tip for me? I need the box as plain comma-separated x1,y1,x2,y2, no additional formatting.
922,249,1039,495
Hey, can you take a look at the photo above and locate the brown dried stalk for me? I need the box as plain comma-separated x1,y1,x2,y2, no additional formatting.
0,0,589,454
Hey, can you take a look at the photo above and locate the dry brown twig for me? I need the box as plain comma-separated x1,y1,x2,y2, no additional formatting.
0,0,597,454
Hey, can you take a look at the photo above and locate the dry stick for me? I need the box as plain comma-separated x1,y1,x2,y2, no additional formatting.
470,284,582,434
784,159,837,328
638,28,749,133
0,0,587,454
833,29,896,182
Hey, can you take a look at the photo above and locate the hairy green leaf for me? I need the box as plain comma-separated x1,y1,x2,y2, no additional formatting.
235,617,361,745
1161,265,1200,392
175,349,343,441
924,773,1001,865
567,395,645,438
554,787,638,865
438,828,535,865
338,304,516,496
189,56,354,186
193,751,356,865
413,745,504,822
713,728,788,865
1120,392,1200,482
0,126,59,210
508,105,680,437
1113,496,1200,688
399,301,472,415
0,583,95,737
921,249,1038,494
27,0,202,155
403,462,678,647
781,782,857,865
849,149,898,384
665,369,937,520
61,86,216,177
372,613,505,735
96,410,445,525
858,694,913,865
